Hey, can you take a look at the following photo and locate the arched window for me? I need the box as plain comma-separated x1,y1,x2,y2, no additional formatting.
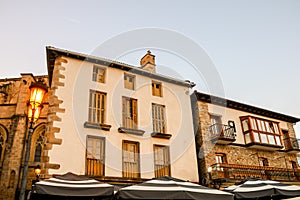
0,125,7,163
34,136,43,162
9,170,16,188
32,125,46,163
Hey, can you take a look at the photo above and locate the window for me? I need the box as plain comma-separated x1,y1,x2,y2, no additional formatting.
31,125,45,162
86,136,105,176
241,118,250,132
0,93,7,104
240,116,282,146
122,97,137,129
34,133,44,162
89,90,106,124
124,73,135,90
154,145,170,177
291,161,298,169
152,104,166,133
291,161,300,180
152,81,162,97
8,170,16,189
259,157,269,166
0,126,6,163
122,140,140,178
92,65,106,83
210,114,222,136
215,153,227,171
259,157,271,179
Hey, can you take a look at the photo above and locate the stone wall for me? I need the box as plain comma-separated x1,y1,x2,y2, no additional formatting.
0,74,49,200
196,100,299,187
43,56,67,177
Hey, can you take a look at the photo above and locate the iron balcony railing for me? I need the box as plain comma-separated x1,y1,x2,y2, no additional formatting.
209,163,300,182
283,137,300,151
86,158,104,176
209,124,236,141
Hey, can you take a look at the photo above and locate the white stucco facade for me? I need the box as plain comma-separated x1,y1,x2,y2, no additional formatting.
47,51,198,182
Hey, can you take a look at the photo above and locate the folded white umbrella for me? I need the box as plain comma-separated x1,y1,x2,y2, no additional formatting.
33,172,114,198
116,176,233,200
224,178,300,199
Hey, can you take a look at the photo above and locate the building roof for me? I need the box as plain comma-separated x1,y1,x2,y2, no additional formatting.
194,91,300,123
46,46,195,88
0,74,48,83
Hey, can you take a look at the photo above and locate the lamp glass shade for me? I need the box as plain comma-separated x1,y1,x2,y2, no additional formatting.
28,82,47,122
27,104,42,123
34,166,41,176
29,86,46,109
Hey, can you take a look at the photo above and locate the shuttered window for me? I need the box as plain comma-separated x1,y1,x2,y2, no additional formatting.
122,97,137,129
89,90,106,124
152,103,166,133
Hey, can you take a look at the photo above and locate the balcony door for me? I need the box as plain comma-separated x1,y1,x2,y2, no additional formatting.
210,114,222,136
86,136,105,176
122,140,140,178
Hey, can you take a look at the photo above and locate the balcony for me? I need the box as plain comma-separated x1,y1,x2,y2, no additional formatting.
209,124,236,144
86,158,104,176
209,163,300,183
284,137,300,153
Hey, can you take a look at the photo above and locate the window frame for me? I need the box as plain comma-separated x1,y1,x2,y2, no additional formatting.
124,73,135,90
209,114,222,136
122,140,140,178
0,125,7,164
259,157,269,166
88,90,106,124
92,65,106,83
122,96,138,129
152,81,162,97
215,153,227,171
153,145,171,177
240,116,282,146
152,103,167,134
86,135,105,176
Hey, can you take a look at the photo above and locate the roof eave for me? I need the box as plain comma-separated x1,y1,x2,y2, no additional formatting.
194,92,300,124
46,46,195,88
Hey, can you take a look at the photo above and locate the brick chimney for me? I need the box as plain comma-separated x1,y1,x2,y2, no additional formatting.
140,50,156,73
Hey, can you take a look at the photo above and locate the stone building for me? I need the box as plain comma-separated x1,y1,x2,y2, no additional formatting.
192,91,300,188
0,74,50,200
45,46,199,184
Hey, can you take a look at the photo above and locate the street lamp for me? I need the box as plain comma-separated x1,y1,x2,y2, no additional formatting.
34,165,41,181
19,79,47,200
31,165,41,190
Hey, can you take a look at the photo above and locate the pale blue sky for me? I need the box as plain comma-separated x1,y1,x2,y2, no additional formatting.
0,0,299,134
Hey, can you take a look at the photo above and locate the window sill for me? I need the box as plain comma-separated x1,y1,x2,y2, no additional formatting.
245,142,283,151
84,122,112,131
118,127,145,136
151,132,172,139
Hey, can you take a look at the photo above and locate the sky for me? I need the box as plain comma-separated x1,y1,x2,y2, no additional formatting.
0,0,299,135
